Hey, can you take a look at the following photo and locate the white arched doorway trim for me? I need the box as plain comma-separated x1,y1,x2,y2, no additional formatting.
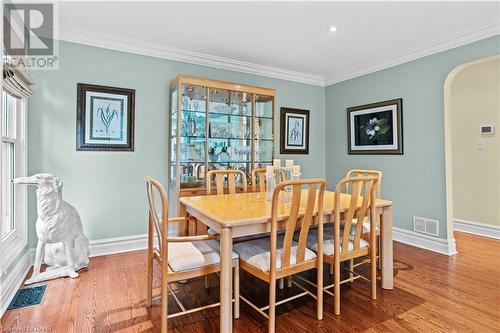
443,55,500,242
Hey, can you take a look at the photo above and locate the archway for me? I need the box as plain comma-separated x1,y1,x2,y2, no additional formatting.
444,55,500,242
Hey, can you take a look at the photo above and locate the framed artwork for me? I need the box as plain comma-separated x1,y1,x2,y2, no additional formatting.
280,107,309,154
347,98,403,155
76,83,135,151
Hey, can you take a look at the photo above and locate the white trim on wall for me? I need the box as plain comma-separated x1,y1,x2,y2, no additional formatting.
56,25,325,86
393,227,457,256
453,219,500,240
55,19,500,87
0,249,34,317
89,234,148,258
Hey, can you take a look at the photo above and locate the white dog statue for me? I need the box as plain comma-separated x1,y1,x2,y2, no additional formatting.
13,173,90,284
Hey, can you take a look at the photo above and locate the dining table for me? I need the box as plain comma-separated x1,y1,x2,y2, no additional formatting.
179,190,394,333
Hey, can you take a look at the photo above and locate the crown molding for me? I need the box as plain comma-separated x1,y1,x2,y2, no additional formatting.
324,19,500,86
55,24,326,87
55,19,499,88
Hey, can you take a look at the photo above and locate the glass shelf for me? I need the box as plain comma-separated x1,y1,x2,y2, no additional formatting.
210,112,252,118
182,109,206,114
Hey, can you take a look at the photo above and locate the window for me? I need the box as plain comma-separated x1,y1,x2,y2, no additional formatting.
1,89,27,268
1,91,17,238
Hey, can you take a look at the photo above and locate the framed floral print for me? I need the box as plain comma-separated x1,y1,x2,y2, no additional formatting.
280,107,309,154
76,83,135,151
347,98,403,155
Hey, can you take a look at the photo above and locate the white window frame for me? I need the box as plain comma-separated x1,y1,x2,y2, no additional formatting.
0,92,28,272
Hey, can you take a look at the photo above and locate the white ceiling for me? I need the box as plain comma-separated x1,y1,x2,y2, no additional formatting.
57,1,500,86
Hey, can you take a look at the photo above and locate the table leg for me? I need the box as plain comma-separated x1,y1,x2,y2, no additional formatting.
220,228,233,333
380,206,394,290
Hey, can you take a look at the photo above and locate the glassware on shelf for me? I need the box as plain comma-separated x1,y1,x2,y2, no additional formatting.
265,166,275,201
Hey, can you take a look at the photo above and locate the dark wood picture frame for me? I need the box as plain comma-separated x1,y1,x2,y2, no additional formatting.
280,107,310,154
76,83,135,151
347,98,403,155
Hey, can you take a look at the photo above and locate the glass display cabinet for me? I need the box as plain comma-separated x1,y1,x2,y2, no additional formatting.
169,75,275,213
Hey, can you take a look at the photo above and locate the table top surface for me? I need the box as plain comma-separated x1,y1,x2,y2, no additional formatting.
180,190,392,228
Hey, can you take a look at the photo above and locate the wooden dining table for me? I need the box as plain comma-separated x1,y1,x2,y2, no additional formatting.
179,190,394,333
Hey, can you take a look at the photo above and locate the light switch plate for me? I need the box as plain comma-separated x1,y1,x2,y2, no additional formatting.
476,140,485,150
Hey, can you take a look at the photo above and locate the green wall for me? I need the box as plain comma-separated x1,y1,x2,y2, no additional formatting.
325,35,500,239
27,41,326,245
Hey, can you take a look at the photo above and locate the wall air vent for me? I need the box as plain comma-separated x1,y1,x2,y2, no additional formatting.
413,216,439,237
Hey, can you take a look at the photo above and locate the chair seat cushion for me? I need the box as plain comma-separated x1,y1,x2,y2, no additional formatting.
233,236,316,272
168,240,238,272
340,218,378,236
304,225,369,256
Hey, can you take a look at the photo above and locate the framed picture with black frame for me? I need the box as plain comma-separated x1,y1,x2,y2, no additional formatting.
76,83,135,151
280,107,309,154
347,98,403,155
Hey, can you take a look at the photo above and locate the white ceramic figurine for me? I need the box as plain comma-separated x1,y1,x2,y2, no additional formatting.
13,173,90,284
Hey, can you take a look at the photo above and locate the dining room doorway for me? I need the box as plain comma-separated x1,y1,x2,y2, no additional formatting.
444,55,500,242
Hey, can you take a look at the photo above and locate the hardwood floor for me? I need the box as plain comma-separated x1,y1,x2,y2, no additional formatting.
1,232,499,332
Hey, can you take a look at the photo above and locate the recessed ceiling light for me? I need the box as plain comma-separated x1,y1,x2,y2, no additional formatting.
328,26,338,33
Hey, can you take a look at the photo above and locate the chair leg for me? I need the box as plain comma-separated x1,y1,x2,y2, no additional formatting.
317,264,323,320
146,257,153,307
334,260,340,315
160,283,168,333
349,259,354,282
287,276,292,288
268,278,277,333
278,278,284,290
205,275,210,289
233,265,240,319
377,236,382,270
371,247,377,300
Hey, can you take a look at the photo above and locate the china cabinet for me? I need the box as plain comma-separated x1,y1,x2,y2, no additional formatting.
168,75,275,213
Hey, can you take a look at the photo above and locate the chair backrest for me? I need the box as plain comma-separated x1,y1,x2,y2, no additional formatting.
206,169,248,195
345,169,382,198
145,176,169,255
270,178,326,273
335,176,378,253
251,167,286,192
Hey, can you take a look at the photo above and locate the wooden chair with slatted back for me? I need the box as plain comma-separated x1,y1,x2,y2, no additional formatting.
344,169,382,272
251,167,286,192
206,169,248,195
145,177,239,333
345,169,382,198
233,179,326,333
306,175,378,316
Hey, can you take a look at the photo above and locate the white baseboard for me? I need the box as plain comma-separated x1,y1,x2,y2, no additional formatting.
89,234,148,258
0,249,35,317
393,227,457,256
453,219,500,239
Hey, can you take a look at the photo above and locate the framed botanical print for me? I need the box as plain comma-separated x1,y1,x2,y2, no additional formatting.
76,83,135,151
347,98,403,155
280,107,309,154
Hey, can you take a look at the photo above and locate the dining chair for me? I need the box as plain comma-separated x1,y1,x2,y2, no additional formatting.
343,169,382,273
233,178,326,333
207,169,248,195
302,175,378,315
145,176,240,333
251,167,286,192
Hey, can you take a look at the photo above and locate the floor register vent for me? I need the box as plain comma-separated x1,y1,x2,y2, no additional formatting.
413,216,439,237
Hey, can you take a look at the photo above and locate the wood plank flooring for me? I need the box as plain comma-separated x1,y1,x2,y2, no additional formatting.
1,232,499,332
